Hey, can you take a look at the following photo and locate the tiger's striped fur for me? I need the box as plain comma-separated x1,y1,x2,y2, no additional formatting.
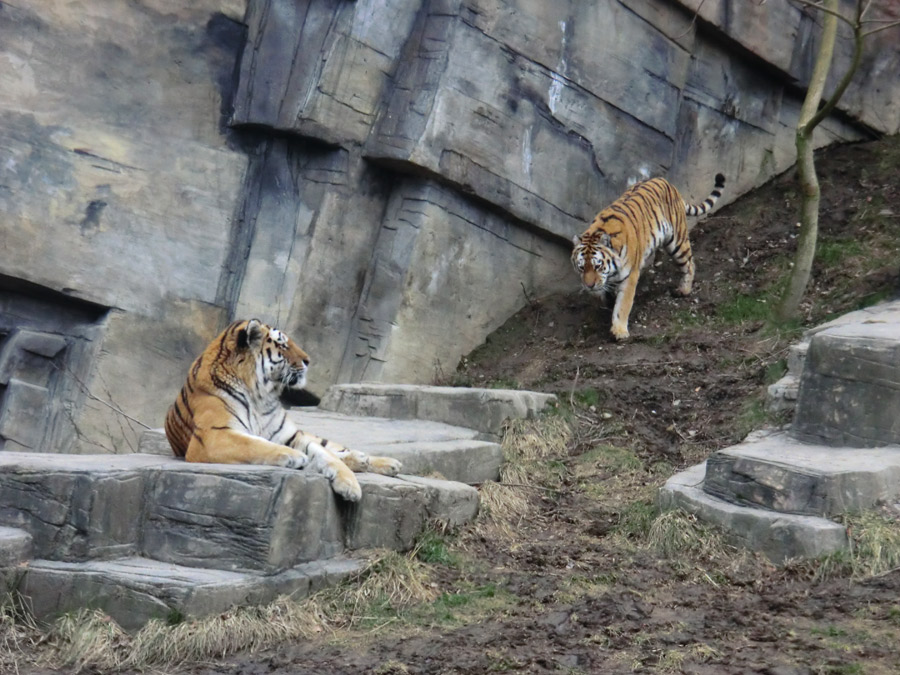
571,173,725,340
165,319,401,502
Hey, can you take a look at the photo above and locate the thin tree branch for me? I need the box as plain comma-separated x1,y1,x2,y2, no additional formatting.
52,361,152,430
862,20,900,37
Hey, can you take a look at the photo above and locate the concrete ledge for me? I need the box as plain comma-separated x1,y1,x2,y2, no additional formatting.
703,432,900,517
319,384,557,439
21,556,365,632
659,463,848,563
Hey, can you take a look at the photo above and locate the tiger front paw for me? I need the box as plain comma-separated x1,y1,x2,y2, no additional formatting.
331,472,362,502
279,451,308,470
610,323,630,341
369,456,402,477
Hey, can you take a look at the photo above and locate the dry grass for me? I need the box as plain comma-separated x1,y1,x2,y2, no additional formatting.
1,593,43,675
315,549,437,629
17,548,436,673
797,511,900,582
473,414,571,541
499,415,570,486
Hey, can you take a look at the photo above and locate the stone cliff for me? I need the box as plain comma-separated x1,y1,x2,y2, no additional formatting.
1,0,898,454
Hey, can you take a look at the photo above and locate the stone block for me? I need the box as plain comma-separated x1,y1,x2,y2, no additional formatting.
703,432,900,517
0,453,164,561
0,526,32,567
20,556,365,631
232,0,422,145
287,411,502,484
141,465,344,574
0,379,51,450
659,463,848,563
793,319,900,447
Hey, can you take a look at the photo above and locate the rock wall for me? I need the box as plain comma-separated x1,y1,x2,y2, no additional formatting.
1,0,898,454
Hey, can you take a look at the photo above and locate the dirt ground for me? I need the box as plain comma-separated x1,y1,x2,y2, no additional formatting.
12,136,900,675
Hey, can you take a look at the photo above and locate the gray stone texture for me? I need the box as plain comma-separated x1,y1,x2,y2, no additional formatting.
703,432,900,517
792,301,900,447
0,526,32,568
0,450,478,575
20,556,365,632
319,383,557,438
3,1,897,455
659,463,849,564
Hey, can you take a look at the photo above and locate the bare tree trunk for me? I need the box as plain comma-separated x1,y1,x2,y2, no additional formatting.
776,0,839,322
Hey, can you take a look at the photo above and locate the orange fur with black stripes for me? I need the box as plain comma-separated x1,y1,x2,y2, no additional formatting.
165,319,401,501
571,174,725,340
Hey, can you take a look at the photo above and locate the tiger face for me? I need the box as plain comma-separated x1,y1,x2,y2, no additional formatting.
571,233,617,296
232,319,310,395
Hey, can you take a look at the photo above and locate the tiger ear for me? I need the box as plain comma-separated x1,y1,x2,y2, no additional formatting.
571,234,581,247
599,233,612,248
237,319,264,351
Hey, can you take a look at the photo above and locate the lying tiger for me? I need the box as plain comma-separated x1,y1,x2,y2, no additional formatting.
165,319,401,501
571,173,726,340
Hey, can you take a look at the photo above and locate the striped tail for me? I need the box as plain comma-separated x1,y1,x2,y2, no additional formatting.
684,173,726,217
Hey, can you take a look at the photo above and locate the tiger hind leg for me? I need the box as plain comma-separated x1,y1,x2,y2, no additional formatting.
666,236,695,296
295,433,402,477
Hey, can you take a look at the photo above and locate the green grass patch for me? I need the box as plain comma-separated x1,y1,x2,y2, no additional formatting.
816,238,865,266
614,500,658,540
716,292,774,324
579,444,644,475
414,528,459,567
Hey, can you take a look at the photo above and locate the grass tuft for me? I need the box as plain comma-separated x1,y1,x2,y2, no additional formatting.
1,593,42,674
803,511,900,582
48,609,129,673
646,510,735,561
474,414,572,541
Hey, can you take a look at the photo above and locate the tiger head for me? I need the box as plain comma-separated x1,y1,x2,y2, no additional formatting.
571,232,617,295
227,319,310,394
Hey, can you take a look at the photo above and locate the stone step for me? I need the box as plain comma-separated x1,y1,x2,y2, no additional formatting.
659,463,848,564
20,555,364,632
139,408,504,485
0,452,478,573
703,431,900,518
318,384,557,440
766,299,900,419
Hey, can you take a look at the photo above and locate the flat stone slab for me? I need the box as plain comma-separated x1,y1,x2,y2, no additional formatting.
703,431,900,517
0,452,478,574
0,525,32,567
21,556,364,631
660,463,848,564
141,409,504,484
319,384,557,439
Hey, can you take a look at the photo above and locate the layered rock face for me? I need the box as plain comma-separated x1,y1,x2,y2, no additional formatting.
1,0,898,454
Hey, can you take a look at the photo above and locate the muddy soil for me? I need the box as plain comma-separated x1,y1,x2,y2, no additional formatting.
17,137,900,675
